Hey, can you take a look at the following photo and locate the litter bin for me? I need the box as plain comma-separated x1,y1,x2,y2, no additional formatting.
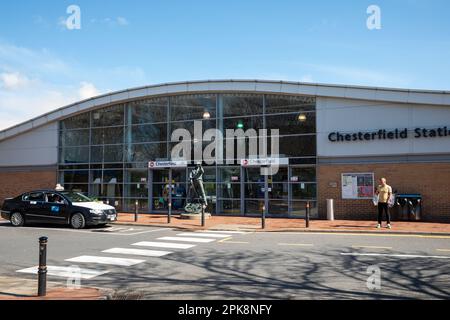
326,199,335,221
395,194,422,221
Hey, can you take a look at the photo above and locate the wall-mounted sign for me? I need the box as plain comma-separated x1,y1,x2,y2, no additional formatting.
342,173,374,199
149,160,188,168
231,176,239,182
329,126,450,143
241,158,289,167
290,176,299,182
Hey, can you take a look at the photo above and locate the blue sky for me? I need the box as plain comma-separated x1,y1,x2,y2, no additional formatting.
1,0,450,129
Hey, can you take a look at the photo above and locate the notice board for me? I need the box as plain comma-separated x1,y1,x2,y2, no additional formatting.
341,173,374,199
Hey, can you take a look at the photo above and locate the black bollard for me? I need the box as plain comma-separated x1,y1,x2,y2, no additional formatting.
38,236,48,297
306,201,310,228
262,205,266,229
134,200,139,222
201,205,205,227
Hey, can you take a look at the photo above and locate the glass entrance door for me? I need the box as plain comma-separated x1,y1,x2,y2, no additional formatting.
243,166,289,217
150,168,187,212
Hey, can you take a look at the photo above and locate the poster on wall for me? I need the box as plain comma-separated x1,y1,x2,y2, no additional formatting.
341,173,374,199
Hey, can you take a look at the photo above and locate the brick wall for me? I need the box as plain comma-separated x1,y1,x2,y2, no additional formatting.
0,168,57,206
318,162,450,222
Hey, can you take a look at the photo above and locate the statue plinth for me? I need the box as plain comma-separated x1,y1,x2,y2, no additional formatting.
180,212,212,220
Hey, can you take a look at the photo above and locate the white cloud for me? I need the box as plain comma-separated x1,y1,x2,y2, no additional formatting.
0,41,146,131
117,17,129,26
78,82,99,100
0,72,32,90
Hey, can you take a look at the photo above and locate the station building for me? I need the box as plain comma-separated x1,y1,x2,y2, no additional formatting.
0,80,449,221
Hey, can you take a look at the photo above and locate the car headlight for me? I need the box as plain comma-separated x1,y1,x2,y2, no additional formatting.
90,209,104,215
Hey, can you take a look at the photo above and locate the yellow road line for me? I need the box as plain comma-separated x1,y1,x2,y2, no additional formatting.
217,237,249,244
436,249,450,252
274,232,450,240
278,243,314,247
352,245,392,250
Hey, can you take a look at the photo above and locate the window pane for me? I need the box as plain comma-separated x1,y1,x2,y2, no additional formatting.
291,167,316,182
223,116,263,131
245,183,265,199
104,145,124,163
269,183,288,199
127,143,167,162
171,120,216,140
222,94,263,117
278,135,316,157
266,113,316,135
63,170,89,184
91,145,123,163
171,95,216,121
218,199,241,215
265,95,316,114
103,170,123,183
125,184,149,198
218,183,240,199
60,147,89,164
219,167,240,183
126,169,148,183
60,129,90,146
292,183,317,200
61,113,90,130
92,127,123,145
92,104,124,127
269,200,289,215
130,98,168,124
131,123,167,143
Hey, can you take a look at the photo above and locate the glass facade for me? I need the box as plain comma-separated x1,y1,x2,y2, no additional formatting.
58,93,317,217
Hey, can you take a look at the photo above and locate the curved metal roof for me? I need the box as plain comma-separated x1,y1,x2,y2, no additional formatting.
1,79,450,142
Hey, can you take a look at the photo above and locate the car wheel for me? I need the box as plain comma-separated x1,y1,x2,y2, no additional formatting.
70,213,86,229
10,212,25,227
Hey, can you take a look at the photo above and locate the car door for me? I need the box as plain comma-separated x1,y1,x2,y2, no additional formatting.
41,192,69,224
22,192,46,222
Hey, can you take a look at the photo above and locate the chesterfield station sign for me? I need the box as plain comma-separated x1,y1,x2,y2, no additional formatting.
328,126,450,143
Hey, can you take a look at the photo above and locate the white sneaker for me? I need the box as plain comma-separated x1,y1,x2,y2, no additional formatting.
376,224,381,229
387,224,392,229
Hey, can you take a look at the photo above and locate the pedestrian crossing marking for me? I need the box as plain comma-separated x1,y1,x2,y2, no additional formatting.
177,233,231,238
16,265,108,279
132,241,196,249
102,248,172,257
157,236,216,243
65,255,146,266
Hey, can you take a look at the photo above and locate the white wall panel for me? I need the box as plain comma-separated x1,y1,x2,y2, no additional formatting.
0,122,58,166
317,97,450,157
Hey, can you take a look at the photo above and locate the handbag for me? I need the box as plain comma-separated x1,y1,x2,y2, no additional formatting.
372,194,379,206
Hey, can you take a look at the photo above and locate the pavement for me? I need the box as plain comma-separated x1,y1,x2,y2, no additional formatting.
0,276,107,300
114,213,450,235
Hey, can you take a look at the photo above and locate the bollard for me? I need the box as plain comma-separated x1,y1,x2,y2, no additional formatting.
201,205,205,227
134,200,139,222
38,236,48,297
262,205,266,229
168,202,172,224
305,201,310,228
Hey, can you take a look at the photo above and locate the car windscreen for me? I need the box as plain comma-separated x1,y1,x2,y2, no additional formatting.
60,192,92,203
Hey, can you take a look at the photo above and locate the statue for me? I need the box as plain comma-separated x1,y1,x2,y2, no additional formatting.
184,163,208,214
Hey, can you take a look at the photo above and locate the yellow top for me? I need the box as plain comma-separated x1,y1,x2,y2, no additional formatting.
377,184,392,203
